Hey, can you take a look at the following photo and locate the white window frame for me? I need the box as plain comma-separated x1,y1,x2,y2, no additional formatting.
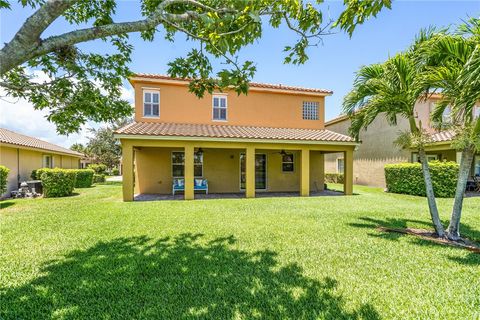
281,153,294,173
212,94,228,121
412,153,438,163
171,151,203,178
302,101,319,120
336,158,344,174
43,154,53,168
143,89,160,118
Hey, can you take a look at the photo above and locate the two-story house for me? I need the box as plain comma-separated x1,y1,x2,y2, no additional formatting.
324,94,480,187
114,74,358,201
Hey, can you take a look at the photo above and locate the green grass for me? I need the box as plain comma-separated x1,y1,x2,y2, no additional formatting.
1,183,479,319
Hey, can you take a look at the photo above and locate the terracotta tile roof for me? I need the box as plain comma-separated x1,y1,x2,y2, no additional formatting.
430,130,455,143
131,73,333,95
115,122,356,143
0,128,83,157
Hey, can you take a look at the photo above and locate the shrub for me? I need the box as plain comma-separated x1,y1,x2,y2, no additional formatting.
385,161,459,198
39,168,77,198
72,169,95,188
112,168,120,176
324,173,344,184
87,164,107,174
35,168,48,180
93,173,106,183
0,165,9,194
31,169,37,180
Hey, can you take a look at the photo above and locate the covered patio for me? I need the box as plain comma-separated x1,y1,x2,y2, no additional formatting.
115,122,358,201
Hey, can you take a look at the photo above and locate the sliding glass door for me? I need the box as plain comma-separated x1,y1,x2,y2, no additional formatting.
240,153,267,190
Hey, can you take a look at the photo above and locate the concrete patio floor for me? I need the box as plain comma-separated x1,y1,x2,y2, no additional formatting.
134,189,344,201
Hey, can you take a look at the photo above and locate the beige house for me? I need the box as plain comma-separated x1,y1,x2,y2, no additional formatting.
0,128,82,197
325,96,480,187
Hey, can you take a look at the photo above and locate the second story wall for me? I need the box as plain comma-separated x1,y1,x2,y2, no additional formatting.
131,77,329,129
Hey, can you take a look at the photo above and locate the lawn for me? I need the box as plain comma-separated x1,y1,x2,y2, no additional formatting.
1,183,479,320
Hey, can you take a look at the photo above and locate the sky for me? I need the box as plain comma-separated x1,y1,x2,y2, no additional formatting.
0,0,479,148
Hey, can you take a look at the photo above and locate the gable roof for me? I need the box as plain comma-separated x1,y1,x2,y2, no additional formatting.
115,122,356,144
130,73,333,96
0,128,83,157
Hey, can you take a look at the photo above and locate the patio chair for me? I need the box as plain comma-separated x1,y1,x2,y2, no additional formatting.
172,178,208,195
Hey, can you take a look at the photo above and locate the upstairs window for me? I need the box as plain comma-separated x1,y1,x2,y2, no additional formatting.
212,95,227,121
143,90,160,117
43,155,53,168
302,101,319,120
442,105,452,123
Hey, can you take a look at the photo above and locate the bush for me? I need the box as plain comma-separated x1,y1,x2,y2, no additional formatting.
0,165,9,194
93,174,106,184
324,173,344,184
87,164,107,174
31,169,37,180
39,168,77,198
385,161,459,198
72,169,95,188
112,168,120,176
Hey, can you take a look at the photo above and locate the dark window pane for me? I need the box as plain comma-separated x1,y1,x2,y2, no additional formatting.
152,93,159,103
282,163,294,172
194,153,203,164
213,108,220,119
152,104,159,116
282,154,293,163
144,92,151,103
220,97,226,108
144,104,151,116
194,165,203,177
220,109,227,120
172,165,184,177
213,97,219,107
172,152,184,164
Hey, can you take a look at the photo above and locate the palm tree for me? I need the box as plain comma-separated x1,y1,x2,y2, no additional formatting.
343,52,446,237
418,18,480,240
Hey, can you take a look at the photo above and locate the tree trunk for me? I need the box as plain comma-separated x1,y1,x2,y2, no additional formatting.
446,147,475,240
418,149,445,237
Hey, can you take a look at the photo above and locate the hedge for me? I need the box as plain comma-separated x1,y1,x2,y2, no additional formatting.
93,173,106,183
0,165,9,194
112,168,120,176
385,161,459,198
39,168,77,198
88,164,107,174
325,173,344,184
72,169,95,188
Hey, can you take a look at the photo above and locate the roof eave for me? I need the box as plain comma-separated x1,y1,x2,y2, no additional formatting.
114,133,359,146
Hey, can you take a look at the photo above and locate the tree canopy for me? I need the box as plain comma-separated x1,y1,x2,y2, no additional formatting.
0,0,391,134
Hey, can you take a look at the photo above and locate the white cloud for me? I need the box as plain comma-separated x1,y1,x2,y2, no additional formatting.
0,83,135,148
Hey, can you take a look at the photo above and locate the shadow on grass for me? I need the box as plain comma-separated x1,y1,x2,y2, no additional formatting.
0,201,15,209
96,181,122,186
1,234,380,320
349,217,480,265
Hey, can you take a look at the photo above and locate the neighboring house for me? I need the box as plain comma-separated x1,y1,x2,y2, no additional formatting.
114,74,358,201
0,128,82,196
325,95,480,187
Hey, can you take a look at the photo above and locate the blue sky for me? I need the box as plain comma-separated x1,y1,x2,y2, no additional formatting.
1,1,479,147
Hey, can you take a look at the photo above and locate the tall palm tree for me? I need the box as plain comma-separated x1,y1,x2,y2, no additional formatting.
343,52,446,237
418,18,480,240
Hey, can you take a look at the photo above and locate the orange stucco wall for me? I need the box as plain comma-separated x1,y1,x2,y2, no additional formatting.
132,80,327,129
